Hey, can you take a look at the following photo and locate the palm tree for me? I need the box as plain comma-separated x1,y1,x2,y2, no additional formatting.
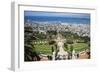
24,26,33,61
24,25,40,61
24,44,33,61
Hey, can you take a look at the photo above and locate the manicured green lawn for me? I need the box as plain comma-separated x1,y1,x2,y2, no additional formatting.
64,43,90,52
73,43,89,52
64,43,89,52
73,43,88,49
34,42,89,55
34,43,52,55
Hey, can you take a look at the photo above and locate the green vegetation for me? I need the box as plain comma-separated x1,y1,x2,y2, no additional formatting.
34,43,52,55
73,43,89,52
33,42,89,56
24,25,90,61
24,26,40,61
64,43,89,53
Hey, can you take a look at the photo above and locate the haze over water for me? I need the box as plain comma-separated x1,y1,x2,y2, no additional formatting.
24,11,90,24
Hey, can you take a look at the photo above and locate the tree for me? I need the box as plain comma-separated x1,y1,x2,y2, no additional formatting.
80,36,90,43
24,44,34,61
24,26,40,61
66,39,73,44
49,40,56,51
70,45,73,53
68,45,73,59
64,43,68,51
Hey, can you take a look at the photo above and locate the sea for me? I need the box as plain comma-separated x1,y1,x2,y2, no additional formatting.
24,16,90,24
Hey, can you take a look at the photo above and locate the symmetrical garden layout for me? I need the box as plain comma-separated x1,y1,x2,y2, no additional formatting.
24,11,90,61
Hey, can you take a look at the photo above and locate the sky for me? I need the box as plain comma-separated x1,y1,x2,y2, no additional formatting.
24,11,90,24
